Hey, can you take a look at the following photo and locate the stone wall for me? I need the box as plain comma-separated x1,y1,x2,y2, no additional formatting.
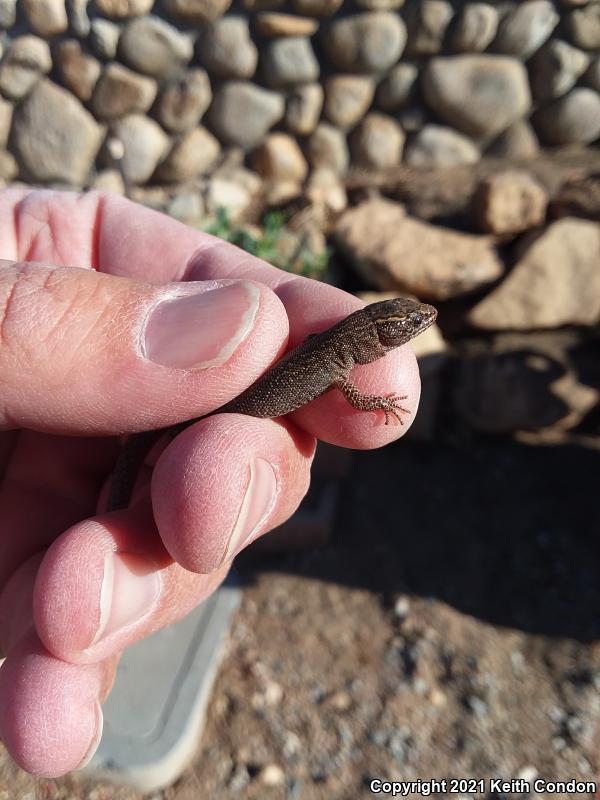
0,0,598,191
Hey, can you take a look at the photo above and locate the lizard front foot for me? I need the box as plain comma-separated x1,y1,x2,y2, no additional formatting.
335,379,410,425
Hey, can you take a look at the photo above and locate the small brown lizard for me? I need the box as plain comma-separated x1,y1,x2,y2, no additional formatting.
107,297,437,511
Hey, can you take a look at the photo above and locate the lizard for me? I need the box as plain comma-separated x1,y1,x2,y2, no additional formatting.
107,296,438,511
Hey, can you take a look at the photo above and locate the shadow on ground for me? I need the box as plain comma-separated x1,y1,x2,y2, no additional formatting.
242,439,600,642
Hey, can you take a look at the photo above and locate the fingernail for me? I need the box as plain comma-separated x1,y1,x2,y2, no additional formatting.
143,281,260,369
221,458,278,564
90,553,161,647
76,701,103,770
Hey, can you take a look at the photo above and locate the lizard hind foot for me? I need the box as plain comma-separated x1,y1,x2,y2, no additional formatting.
381,393,410,425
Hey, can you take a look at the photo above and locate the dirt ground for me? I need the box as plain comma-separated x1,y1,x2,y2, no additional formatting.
1,435,600,799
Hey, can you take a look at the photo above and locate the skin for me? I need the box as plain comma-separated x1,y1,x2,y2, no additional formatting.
0,188,422,778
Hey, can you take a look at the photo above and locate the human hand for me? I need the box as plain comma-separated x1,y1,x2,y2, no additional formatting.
0,188,422,777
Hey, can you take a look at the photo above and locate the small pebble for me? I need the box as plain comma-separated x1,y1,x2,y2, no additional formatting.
260,763,286,786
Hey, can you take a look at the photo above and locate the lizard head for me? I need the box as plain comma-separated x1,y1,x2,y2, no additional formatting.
365,297,438,349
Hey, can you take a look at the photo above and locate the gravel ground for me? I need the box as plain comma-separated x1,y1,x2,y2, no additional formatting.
1,437,599,799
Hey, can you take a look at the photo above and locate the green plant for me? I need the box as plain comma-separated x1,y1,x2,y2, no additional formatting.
205,207,330,281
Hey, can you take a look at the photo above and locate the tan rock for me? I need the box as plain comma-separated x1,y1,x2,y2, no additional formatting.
22,0,68,36
55,40,101,102
12,79,103,184
0,149,18,180
292,0,342,16
0,97,13,149
324,75,374,129
0,36,52,100
469,218,600,329
160,0,232,23
473,171,548,235
255,12,319,35
305,167,347,214
251,132,308,182
335,197,503,300
157,126,220,182
285,83,323,135
92,63,157,119
155,69,212,133
111,114,171,184
95,0,153,15
350,112,404,169
89,168,126,194
306,123,349,174
205,169,261,222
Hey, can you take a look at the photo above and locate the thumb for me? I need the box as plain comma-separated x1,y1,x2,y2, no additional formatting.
0,260,287,435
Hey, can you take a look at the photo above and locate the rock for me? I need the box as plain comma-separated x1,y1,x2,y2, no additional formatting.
492,0,559,58
0,0,16,27
89,19,121,59
405,0,454,55
485,120,540,158
469,219,600,329
349,112,404,169
324,75,374,129
22,0,68,36
156,126,220,181
162,0,232,23
404,124,479,167
529,39,589,101
550,171,600,221
255,12,319,36
208,81,284,149
12,80,103,184
334,198,503,300
261,36,319,87
0,36,52,100
167,190,205,226
118,15,194,79
199,17,258,79
95,0,153,16
111,114,170,184
583,57,600,91
259,765,285,787
449,2,498,52
306,123,349,173
355,0,404,8
0,149,17,180
205,167,261,221
155,69,212,133
321,12,406,73
305,167,347,213
376,62,418,110
423,55,531,138
472,171,548,235
565,4,600,49
89,168,125,194
292,0,342,16
0,97,13,148
55,40,101,103
92,63,157,119
68,0,91,36
251,132,308,182
452,333,599,433
285,83,323,134
533,87,600,144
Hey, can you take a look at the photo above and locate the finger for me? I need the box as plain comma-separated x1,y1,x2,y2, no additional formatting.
33,502,232,664
189,245,422,446
152,414,316,573
0,628,115,777
0,262,287,434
